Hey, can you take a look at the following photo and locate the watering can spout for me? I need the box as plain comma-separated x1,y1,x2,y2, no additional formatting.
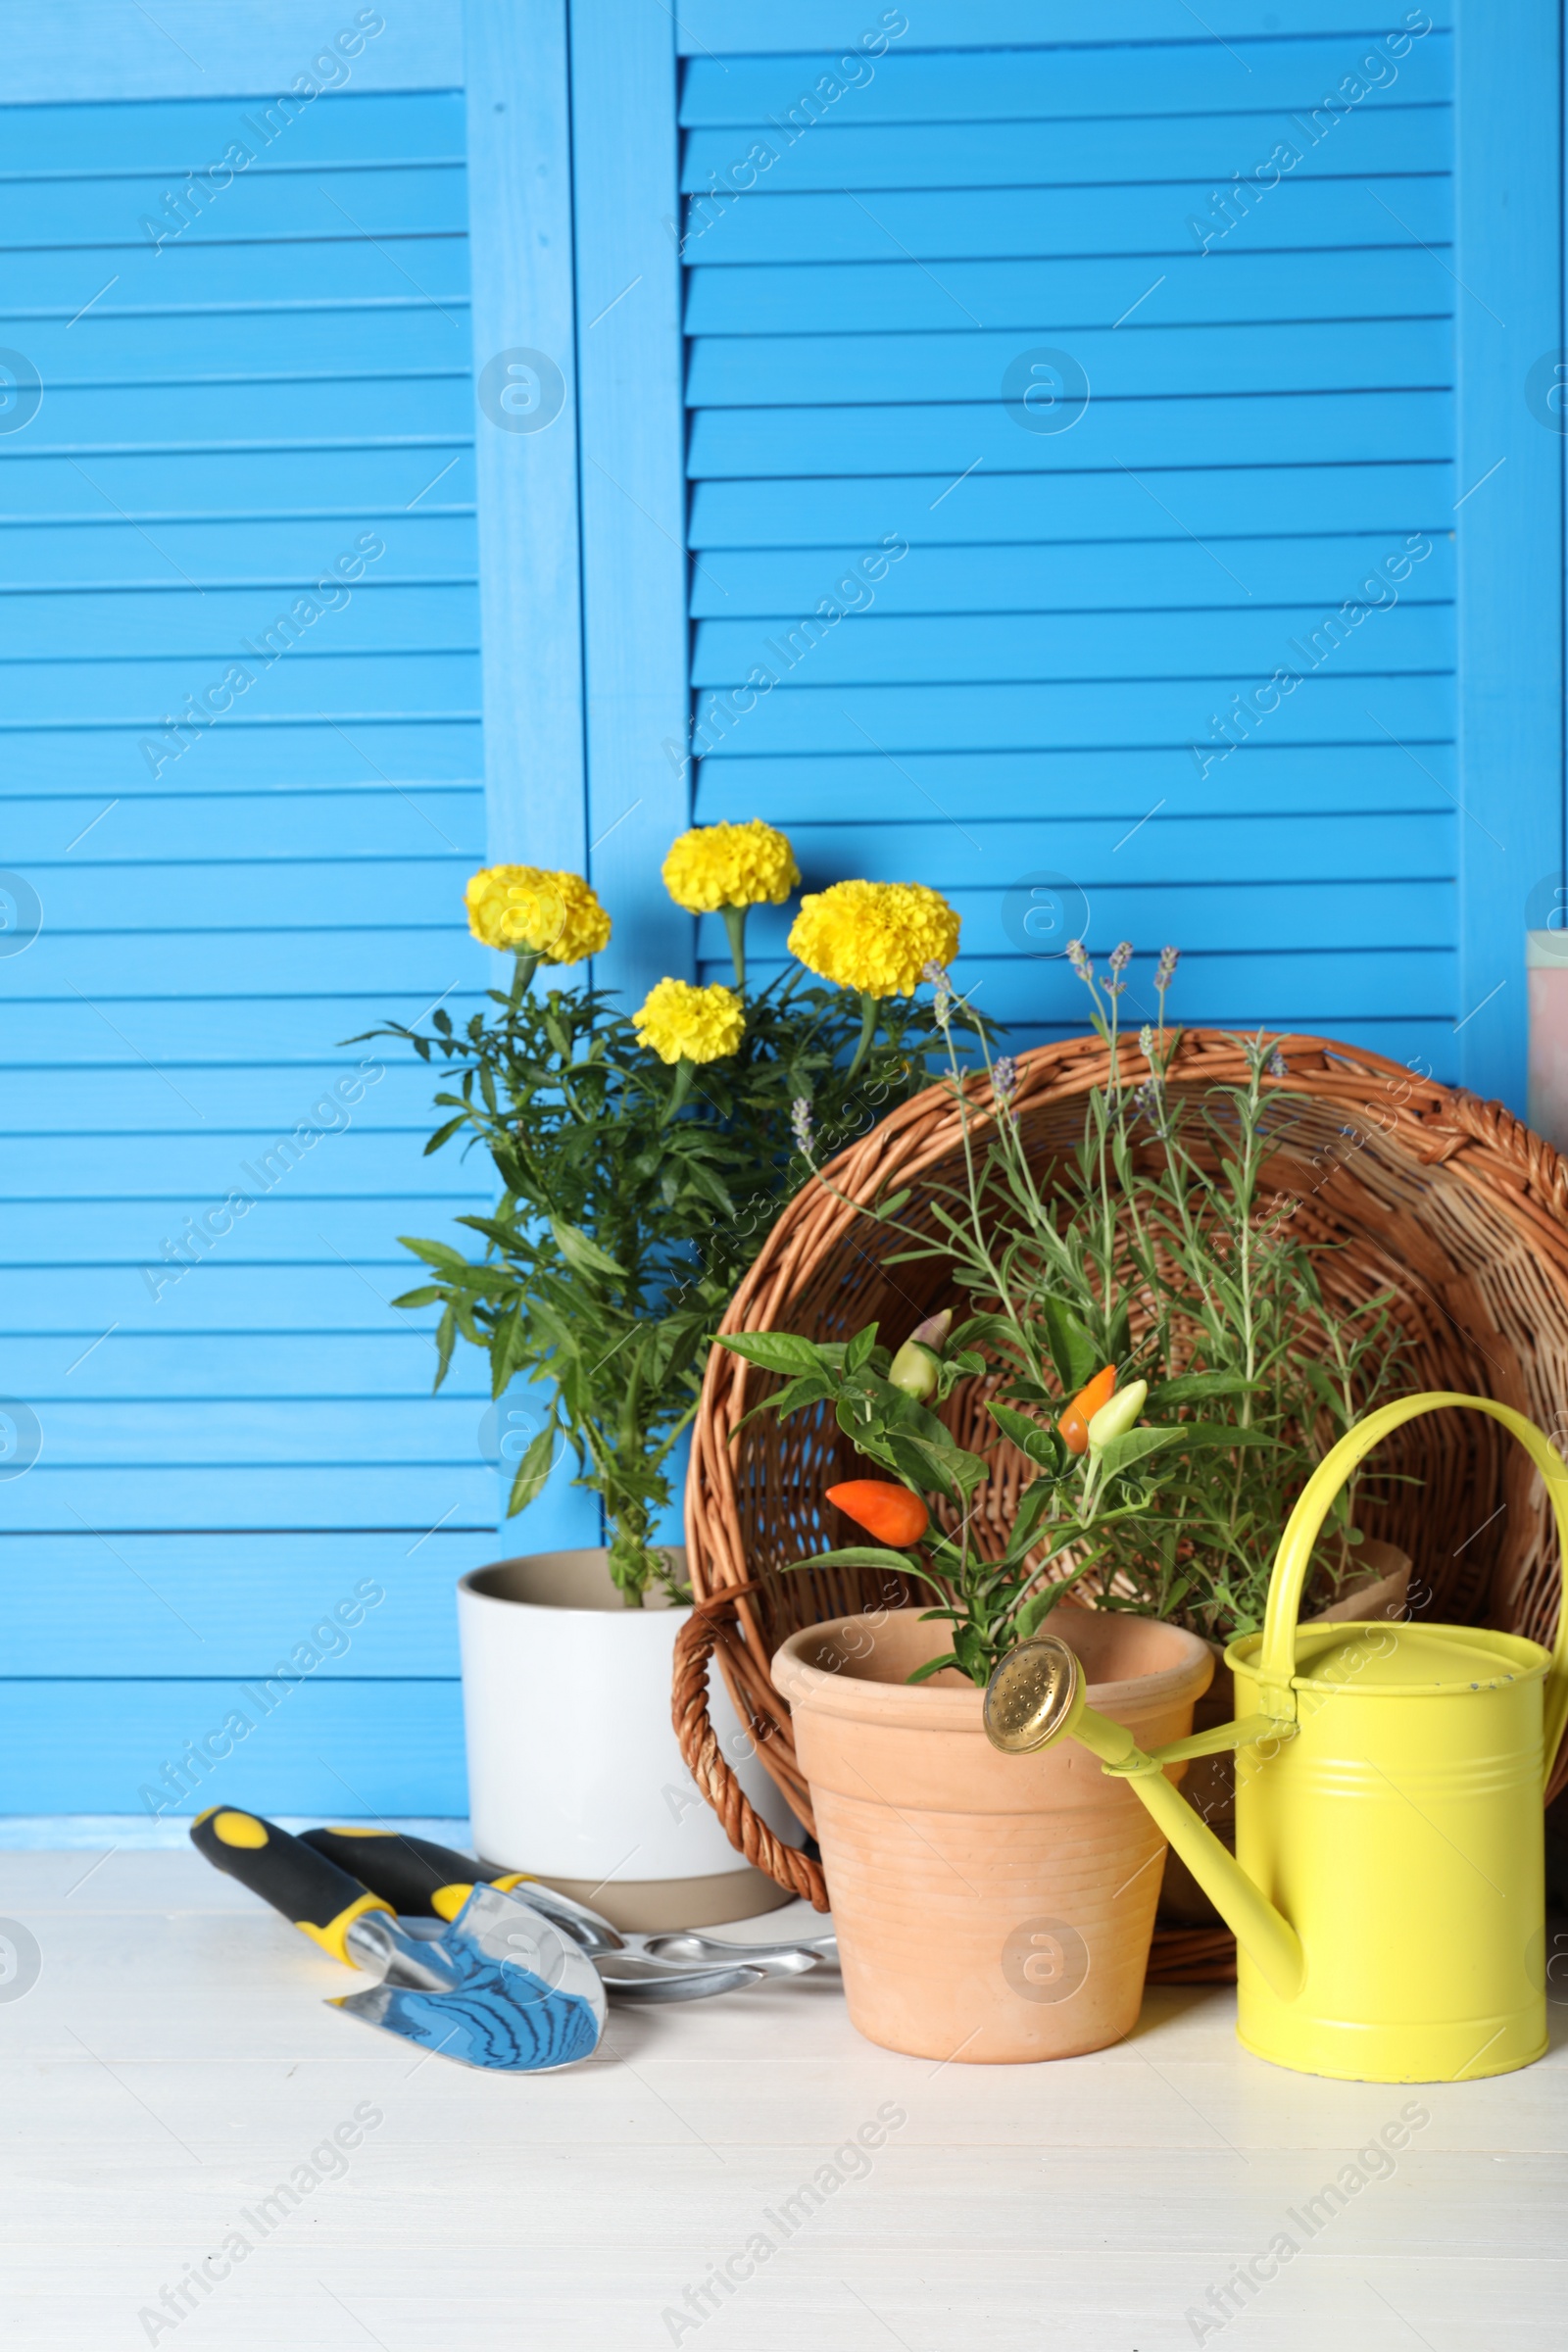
983,1637,1306,2002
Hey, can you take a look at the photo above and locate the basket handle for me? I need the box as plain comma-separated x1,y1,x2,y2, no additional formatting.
1258,1391,1568,1781
670,1607,829,1912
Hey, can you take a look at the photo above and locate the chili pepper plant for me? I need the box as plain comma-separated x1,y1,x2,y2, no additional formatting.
720,947,1406,1684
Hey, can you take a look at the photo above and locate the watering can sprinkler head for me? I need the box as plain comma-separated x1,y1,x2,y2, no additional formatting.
983,1632,1307,2001
983,1634,1088,1755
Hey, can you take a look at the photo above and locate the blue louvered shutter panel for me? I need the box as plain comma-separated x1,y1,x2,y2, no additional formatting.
677,17,1462,1063
0,24,489,1813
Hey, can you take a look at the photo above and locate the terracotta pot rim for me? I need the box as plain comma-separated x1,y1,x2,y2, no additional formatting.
772,1607,1214,1730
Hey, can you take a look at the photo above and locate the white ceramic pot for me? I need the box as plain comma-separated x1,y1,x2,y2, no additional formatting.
457,1545,802,1931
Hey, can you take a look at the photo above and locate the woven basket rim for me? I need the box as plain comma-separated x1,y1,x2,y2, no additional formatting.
673,1027,1568,1942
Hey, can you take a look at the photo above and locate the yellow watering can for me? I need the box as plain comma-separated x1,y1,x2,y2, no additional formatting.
984,1394,1568,2082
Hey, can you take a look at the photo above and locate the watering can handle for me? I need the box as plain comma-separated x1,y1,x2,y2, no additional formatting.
1258,1391,1568,1783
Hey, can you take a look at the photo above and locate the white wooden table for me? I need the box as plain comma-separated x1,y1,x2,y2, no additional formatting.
1,1848,1563,2350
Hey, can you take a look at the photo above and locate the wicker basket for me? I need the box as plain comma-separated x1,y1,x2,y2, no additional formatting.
674,1031,1568,1978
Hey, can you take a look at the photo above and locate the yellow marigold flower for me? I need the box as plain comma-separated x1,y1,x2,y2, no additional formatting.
788,879,960,998
464,865,612,964
633,978,746,1066
662,818,800,913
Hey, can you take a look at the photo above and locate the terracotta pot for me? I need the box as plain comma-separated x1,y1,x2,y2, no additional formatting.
1158,1539,1412,1928
771,1606,1213,2062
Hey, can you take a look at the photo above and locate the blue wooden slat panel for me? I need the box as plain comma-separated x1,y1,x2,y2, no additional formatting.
6,1471,494,1533
691,465,1454,544
4,788,482,858
684,250,1459,334
8,1002,485,1065
0,514,476,581
694,744,1458,820
672,6,1454,52
0,74,490,1811
681,103,1450,191
3,1192,484,1253
0,448,476,514
2,1333,484,1386
2,237,471,309
688,321,1454,407
0,5,462,104
685,180,1452,265
692,608,1452,684
765,811,1454,884
6,1061,461,1131
0,87,465,170
679,31,1452,120
0,1681,466,1817
0,1532,483,1677
5,167,470,245
688,392,1455,475
0,587,478,657
706,883,1451,960
687,677,1446,753
2,726,481,794
691,536,1458,615
676,15,1461,1096
725,951,1458,1030
8,1266,459,1331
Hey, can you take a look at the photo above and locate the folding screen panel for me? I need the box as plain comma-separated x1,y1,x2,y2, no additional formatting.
571,4,1560,1107
0,5,489,1813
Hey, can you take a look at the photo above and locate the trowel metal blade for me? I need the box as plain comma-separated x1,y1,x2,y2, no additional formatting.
329,1885,607,2073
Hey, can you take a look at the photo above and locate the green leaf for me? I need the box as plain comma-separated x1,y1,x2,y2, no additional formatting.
548,1216,625,1280
952,1624,989,1683
716,1329,833,1378
506,1422,559,1517
906,1652,963,1684
882,1429,985,1504
949,1310,1023,1356
1092,1427,1190,1476
1014,1586,1066,1640
1039,1296,1101,1394
1095,1422,1273,1478
1146,1370,1260,1410
1004,1477,1060,1557
738,1370,833,1428
789,1544,923,1575
845,1323,880,1373
433,1304,458,1392
987,1401,1062,1471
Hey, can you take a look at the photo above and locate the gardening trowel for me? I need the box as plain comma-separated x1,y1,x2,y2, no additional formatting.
300,1827,836,1997
190,1807,606,2070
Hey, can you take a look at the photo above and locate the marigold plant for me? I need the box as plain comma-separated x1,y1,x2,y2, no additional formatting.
366,841,987,1604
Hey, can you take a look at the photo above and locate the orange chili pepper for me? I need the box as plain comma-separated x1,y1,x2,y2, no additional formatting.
826,1479,929,1548
1058,1364,1116,1455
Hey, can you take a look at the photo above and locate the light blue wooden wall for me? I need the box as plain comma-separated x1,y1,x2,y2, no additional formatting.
1,1,1560,1817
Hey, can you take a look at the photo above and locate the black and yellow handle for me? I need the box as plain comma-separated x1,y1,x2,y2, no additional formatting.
301,1826,533,1924
190,1806,394,1965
